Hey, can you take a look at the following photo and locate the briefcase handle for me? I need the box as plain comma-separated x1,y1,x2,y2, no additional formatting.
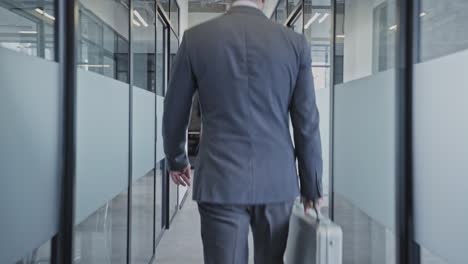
310,205,323,222
296,198,323,221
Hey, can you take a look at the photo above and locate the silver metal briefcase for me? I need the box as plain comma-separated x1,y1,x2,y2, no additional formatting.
284,199,343,264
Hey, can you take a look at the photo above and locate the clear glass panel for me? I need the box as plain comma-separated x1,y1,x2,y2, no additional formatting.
131,170,155,264
417,0,468,62
133,0,156,92
160,0,169,15
156,17,165,96
168,29,179,221
78,0,130,83
155,161,164,237
420,245,448,264
333,0,397,263
74,191,128,264
287,0,301,15
0,0,56,60
290,11,303,34
16,239,52,264
303,0,331,215
276,0,288,24
170,0,179,35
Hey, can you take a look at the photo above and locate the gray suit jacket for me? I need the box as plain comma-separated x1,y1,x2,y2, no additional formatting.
163,6,322,204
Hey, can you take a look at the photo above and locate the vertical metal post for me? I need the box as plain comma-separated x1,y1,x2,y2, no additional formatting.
56,0,78,262
328,0,336,221
153,1,158,257
127,0,134,263
395,0,415,263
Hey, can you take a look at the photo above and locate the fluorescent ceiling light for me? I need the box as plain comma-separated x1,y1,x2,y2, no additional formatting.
18,31,38,34
133,19,141,27
35,8,55,20
336,34,345,38
389,25,397,31
318,13,329,24
133,10,148,27
44,13,55,20
34,8,44,14
78,64,111,68
420,12,427,17
304,12,321,29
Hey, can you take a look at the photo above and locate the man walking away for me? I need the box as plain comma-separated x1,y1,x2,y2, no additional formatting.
163,0,323,263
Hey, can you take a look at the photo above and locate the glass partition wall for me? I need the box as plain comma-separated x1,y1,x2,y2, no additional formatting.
271,0,468,263
333,1,397,263
0,1,180,263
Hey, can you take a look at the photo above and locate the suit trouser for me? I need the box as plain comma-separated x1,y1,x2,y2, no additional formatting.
198,201,294,264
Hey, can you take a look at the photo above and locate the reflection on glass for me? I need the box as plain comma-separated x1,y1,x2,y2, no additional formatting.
160,0,169,15
155,161,164,237
170,0,179,35
276,0,287,24
334,0,397,83
168,30,179,222
420,245,448,264
78,0,130,83
334,194,396,264
287,0,301,15
303,0,331,217
333,0,397,263
290,11,303,34
418,0,468,62
16,239,52,264
156,17,165,96
0,0,56,60
131,170,155,264
304,0,331,89
169,30,178,71
74,191,128,264
133,0,156,92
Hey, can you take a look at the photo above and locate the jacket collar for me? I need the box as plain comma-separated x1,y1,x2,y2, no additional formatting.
227,5,267,18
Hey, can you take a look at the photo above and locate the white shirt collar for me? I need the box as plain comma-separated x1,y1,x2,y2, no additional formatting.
232,0,260,9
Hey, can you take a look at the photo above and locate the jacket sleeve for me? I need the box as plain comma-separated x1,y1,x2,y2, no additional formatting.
163,33,196,171
290,36,323,201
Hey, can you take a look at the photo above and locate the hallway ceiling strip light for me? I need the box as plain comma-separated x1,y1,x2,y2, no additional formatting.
133,10,149,27
318,13,329,23
18,31,38,34
305,12,321,29
133,19,141,27
78,64,111,68
34,8,55,20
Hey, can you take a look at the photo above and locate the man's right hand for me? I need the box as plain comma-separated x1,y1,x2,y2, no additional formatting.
170,165,192,187
302,197,323,215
